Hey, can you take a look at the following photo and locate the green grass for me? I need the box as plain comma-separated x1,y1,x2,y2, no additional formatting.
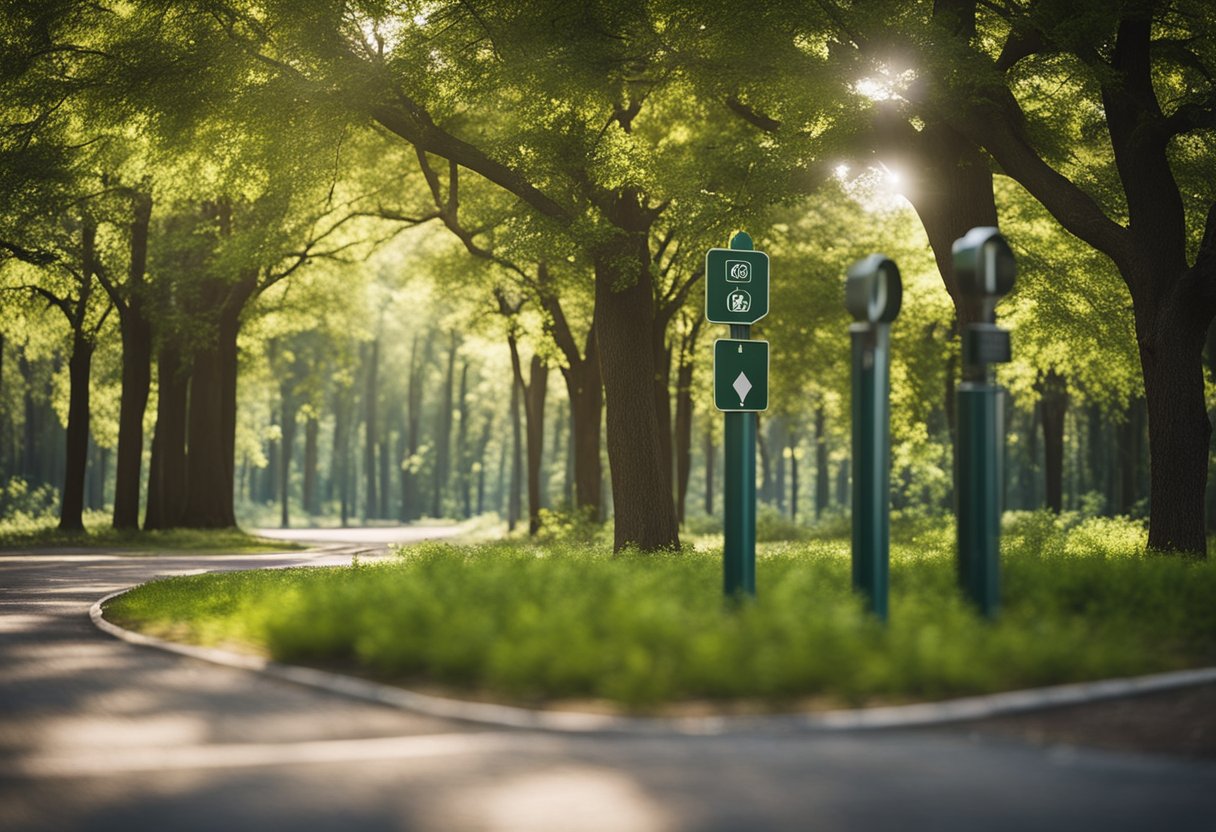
105,513,1216,711
0,511,304,554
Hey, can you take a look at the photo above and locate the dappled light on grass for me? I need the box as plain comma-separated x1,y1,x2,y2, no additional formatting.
107,518,1216,712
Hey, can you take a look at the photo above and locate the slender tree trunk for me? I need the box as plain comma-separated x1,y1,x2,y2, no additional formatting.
58,333,93,532
594,230,679,550
401,332,429,522
279,385,297,528
815,406,829,518
567,331,603,519
456,362,470,518
264,407,279,505
111,190,153,530
1039,370,1068,514
673,329,697,525
773,418,786,512
508,372,522,532
703,423,714,516
524,355,548,534
790,436,799,521
363,339,379,521
302,413,318,515
757,415,771,503
432,331,458,518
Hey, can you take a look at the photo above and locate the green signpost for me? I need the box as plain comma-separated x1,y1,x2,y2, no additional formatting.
707,232,768,600
845,254,902,622
953,227,1016,619
713,339,769,412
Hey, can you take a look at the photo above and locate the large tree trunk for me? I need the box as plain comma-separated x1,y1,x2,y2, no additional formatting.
1137,275,1213,551
594,231,680,551
144,341,189,530
58,333,93,532
111,190,153,530
1038,370,1068,514
180,275,253,528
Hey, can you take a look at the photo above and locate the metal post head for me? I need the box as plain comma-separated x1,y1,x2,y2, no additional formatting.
845,254,902,324
952,227,1016,323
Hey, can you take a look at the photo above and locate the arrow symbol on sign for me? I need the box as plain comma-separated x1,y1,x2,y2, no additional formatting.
733,372,752,406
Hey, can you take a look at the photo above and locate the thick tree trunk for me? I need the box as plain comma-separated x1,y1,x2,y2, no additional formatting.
1138,288,1212,552
594,233,680,551
145,342,189,530
111,190,153,530
1038,370,1068,514
181,275,251,529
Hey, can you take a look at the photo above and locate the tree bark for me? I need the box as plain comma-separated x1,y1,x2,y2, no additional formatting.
673,318,701,525
456,362,470,518
110,189,153,530
363,339,379,521
432,331,458,518
58,332,93,532
1038,370,1068,514
508,371,522,532
594,227,680,551
815,406,829,518
144,340,189,530
279,382,297,528
703,423,714,516
302,413,318,515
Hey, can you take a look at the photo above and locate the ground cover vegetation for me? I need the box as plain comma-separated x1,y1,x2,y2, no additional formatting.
106,516,1216,709
1,1,1214,555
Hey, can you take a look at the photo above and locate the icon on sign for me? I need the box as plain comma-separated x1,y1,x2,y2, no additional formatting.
728,289,752,313
726,260,751,282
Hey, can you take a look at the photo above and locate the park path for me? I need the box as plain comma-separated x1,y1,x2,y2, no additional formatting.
1,526,1214,831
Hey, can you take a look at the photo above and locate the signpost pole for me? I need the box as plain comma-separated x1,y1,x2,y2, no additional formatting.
723,232,756,599
845,256,902,622
952,228,1016,620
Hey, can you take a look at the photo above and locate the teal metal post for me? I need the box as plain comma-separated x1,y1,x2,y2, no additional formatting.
723,233,756,599
957,382,1003,617
952,228,1016,619
846,255,902,621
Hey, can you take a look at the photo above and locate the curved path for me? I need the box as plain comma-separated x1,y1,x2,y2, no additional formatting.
1,527,1213,831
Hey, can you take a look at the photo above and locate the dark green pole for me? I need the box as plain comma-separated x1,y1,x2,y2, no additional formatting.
845,255,901,622
952,228,1016,619
724,232,756,599
850,324,891,620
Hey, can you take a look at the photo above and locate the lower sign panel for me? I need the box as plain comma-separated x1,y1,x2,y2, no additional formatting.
713,339,769,412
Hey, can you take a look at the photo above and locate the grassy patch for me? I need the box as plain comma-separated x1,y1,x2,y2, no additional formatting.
0,512,303,554
106,514,1216,711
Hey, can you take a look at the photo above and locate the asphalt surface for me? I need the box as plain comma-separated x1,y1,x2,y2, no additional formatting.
1,526,1214,831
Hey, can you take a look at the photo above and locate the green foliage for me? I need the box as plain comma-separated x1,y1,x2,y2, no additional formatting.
108,525,1216,710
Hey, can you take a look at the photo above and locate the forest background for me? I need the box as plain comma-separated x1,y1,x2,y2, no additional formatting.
1,0,1213,555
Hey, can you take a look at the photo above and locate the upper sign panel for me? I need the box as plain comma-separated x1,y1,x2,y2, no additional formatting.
705,248,769,325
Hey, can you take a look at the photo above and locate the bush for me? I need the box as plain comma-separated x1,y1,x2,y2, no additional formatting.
107,520,1216,711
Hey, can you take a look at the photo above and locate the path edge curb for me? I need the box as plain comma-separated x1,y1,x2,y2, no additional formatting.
91,584,1216,736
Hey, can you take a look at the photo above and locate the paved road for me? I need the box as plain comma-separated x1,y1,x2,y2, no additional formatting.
1,528,1213,831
